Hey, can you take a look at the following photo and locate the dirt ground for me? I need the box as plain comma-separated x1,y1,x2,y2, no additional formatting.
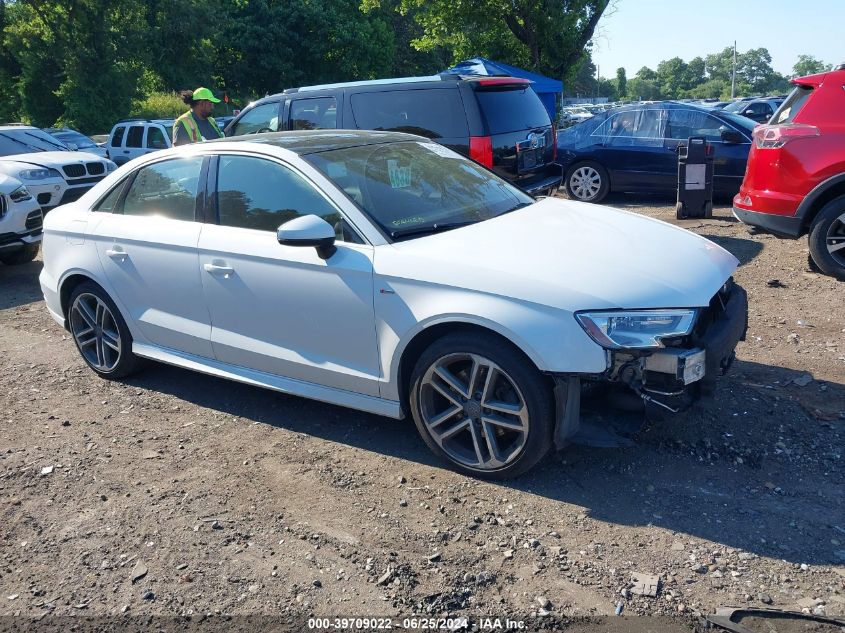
1,196,843,632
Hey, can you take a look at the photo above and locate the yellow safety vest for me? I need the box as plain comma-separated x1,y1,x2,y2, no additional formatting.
175,111,223,143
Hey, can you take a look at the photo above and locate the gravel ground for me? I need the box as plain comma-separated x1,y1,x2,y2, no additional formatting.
1,196,843,632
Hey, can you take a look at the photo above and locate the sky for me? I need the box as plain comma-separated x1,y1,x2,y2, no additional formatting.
591,0,842,79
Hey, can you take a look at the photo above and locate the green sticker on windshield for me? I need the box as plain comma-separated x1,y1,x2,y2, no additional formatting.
387,159,411,189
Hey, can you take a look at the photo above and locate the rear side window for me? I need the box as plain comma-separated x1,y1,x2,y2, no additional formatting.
475,87,550,134
773,86,813,124
126,126,144,148
110,126,125,147
122,157,203,221
290,97,337,130
350,89,468,139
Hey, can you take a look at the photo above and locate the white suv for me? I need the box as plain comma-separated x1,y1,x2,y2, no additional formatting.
0,173,42,265
106,119,172,165
0,125,116,213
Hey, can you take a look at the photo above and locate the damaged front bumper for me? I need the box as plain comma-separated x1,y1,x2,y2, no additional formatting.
553,281,748,448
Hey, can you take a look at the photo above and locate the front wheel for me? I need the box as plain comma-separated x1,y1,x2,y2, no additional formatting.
0,242,39,265
808,195,845,280
409,332,554,479
565,161,609,203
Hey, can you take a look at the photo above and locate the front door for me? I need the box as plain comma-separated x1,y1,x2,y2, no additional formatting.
198,153,381,396
594,108,671,192
92,155,213,357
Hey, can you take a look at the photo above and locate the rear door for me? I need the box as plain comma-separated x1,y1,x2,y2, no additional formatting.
469,81,555,189
124,125,146,161
91,155,213,357
592,108,669,191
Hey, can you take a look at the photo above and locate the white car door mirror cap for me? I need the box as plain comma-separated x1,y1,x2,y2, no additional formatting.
277,214,337,260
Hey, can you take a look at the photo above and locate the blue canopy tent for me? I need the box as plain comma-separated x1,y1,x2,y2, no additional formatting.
442,58,563,120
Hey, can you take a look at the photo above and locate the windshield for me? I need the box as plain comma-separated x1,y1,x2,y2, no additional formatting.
49,129,97,149
0,128,70,156
304,141,534,240
719,112,757,132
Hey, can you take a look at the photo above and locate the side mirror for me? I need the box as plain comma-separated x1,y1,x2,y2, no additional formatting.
277,214,336,260
720,128,744,144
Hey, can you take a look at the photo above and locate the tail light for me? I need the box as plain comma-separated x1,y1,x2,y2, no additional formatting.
753,124,819,149
469,136,493,168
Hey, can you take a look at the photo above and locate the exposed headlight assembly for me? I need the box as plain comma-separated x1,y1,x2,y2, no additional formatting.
9,185,32,203
576,309,698,349
106,161,118,172
18,168,61,180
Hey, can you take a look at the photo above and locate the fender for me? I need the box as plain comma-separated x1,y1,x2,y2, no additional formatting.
795,172,845,224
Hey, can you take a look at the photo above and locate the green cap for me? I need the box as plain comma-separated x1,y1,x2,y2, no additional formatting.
192,87,220,103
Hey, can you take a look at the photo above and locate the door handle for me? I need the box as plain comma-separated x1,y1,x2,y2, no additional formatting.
105,248,127,261
203,263,234,275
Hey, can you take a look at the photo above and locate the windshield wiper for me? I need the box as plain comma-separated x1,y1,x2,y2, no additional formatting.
390,220,478,240
24,131,67,150
494,201,534,217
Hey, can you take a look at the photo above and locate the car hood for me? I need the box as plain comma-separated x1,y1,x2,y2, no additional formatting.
0,150,106,169
381,197,738,311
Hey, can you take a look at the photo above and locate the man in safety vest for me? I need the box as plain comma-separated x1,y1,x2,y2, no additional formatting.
172,87,225,146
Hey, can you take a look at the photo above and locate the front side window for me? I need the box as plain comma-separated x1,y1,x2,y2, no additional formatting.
216,155,344,238
304,141,533,241
230,102,280,136
146,126,168,149
126,126,144,148
121,157,204,221
290,97,337,130
93,180,126,213
111,126,126,147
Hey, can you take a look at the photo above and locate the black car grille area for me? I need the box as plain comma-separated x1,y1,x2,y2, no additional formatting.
37,193,52,205
25,210,43,230
0,232,19,246
59,187,91,205
63,164,85,178
86,162,105,175
0,194,6,218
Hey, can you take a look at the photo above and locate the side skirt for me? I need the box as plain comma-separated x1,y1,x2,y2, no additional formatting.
133,342,403,420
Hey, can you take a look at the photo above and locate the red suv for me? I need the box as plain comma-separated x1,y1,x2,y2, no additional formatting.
733,64,845,279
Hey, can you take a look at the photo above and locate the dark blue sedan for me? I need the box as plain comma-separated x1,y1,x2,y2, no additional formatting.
556,102,756,203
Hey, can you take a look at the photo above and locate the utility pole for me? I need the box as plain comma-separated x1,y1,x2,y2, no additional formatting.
596,64,600,100
731,41,737,98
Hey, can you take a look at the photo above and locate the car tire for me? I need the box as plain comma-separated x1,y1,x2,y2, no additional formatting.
0,243,39,265
565,161,609,203
408,332,554,479
67,282,144,379
808,195,845,280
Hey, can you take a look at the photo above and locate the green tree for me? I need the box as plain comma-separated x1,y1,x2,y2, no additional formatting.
704,47,735,84
635,66,657,81
626,77,661,100
615,66,626,98
792,54,831,77
368,0,611,84
656,57,687,98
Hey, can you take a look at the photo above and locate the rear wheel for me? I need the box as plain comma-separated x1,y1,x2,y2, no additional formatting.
565,161,609,203
68,282,143,379
409,332,554,479
0,242,39,265
808,195,845,280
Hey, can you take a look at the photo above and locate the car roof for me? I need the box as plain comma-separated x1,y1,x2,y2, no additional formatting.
203,129,426,155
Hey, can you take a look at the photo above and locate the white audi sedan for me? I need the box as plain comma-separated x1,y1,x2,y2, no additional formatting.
40,130,747,478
